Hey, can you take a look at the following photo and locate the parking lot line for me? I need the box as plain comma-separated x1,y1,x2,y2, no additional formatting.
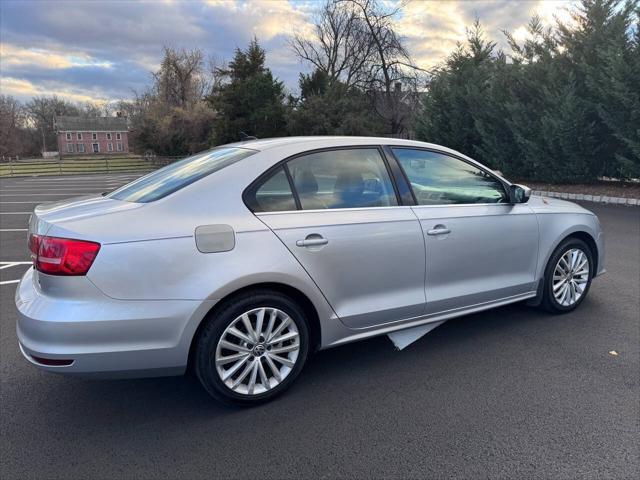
0,212,31,215
1,188,110,191
1,193,92,196
0,262,31,269
0,262,30,286
0,229,28,232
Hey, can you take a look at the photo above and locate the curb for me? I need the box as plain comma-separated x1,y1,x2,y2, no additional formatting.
533,190,639,206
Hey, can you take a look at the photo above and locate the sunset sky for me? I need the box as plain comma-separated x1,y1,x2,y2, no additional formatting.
0,0,576,104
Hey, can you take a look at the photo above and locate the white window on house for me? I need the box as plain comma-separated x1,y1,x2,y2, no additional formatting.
66,133,72,141
77,143,85,153
92,143,99,153
107,143,113,152
116,142,123,151
77,132,83,140
67,143,74,153
116,132,122,140
107,133,112,140
92,132,97,140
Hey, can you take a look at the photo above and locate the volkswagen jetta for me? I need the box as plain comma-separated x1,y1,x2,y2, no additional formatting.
16,137,605,405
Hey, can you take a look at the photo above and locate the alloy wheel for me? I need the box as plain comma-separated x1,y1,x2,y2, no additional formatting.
552,248,590,307
214,307,300,396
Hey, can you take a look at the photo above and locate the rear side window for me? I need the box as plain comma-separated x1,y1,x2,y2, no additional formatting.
392,148,507,205
287,148,398,210
109,147,256,203
247,167,296,212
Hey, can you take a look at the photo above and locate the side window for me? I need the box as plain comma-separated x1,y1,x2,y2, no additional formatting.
249,167,296,212
392,148,507,205
286,148,398,210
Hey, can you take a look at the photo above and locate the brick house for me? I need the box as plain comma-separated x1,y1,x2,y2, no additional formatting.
55,116,130,157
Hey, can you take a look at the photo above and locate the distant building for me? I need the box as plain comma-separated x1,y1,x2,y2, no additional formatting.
55,116,130,157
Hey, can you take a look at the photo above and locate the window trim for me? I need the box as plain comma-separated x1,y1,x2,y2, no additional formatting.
386,146,512,207
243,145,403,213
65,133,72,141
116,132,122,140
381,145,417,206
77,143,85,153
77,132,82,140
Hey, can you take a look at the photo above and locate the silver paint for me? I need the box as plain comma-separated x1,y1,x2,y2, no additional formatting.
15,136,605,377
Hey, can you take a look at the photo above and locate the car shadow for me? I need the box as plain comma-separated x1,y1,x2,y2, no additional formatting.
21,299,580,429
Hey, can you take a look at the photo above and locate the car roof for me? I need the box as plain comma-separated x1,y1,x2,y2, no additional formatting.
224,136,456,153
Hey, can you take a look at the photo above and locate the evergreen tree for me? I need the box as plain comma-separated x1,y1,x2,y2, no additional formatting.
209,38,287,144
416,0,640,183
288,70,386,136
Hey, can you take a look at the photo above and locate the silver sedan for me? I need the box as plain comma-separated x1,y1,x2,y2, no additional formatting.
16,137,605,405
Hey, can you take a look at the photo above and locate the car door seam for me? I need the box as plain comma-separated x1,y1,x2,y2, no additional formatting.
252,213,340,320
409,206,428,313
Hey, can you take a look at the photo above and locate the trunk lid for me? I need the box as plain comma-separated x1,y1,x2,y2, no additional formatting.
29,194,146,242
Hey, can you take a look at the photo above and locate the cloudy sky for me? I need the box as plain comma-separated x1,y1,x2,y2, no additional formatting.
0,0,576,104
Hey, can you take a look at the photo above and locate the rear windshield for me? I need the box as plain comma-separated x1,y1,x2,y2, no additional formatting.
108,147,256,203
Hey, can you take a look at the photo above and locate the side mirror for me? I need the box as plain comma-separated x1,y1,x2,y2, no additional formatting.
510,184,531,203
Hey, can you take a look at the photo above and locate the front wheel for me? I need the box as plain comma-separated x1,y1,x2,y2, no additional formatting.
194,290,309,406
541,238,594,313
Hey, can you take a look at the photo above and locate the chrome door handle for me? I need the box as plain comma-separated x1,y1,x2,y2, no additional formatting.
296,237,329,247
427,226,451,236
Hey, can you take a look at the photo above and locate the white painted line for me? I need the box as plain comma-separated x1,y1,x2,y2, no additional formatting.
0,201,40,203
0,228,28,232
0,279,20,285
0,262,30,270
20,176,140,182
0,212,31,214
4,182,128,185
1,193,90,196
2,187,122,191
1,188,107,191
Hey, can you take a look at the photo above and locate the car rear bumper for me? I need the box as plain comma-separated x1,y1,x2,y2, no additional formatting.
15,268,216,378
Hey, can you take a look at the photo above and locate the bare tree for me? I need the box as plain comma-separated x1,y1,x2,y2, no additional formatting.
290,0,374,88
24,96,80,152
292,0,426,134
346,0,425,134
153,47,208,108
0,95,26,157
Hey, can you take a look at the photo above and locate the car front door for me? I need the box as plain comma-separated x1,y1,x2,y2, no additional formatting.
390,147,539,315
248,147,426,329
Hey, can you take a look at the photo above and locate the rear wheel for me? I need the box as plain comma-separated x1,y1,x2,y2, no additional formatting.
194,290,309,406
541,238,593,313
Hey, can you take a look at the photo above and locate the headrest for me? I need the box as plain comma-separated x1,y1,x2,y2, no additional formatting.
295,169,318,196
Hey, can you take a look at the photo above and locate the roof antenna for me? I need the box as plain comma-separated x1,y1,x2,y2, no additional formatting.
239,131,257,141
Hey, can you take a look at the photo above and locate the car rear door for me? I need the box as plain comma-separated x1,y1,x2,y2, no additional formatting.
247,147,426,329
389,147,539,315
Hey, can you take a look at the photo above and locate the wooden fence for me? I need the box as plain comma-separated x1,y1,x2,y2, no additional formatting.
0,156,182,177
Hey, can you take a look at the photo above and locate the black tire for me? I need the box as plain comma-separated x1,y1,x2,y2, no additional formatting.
194,289,309,406
541,237,594,314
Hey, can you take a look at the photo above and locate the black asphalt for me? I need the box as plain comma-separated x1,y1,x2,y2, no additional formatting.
1,174,638,479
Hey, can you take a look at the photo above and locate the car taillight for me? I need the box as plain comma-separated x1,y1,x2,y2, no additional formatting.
28,234,100,276
28,233,41,263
